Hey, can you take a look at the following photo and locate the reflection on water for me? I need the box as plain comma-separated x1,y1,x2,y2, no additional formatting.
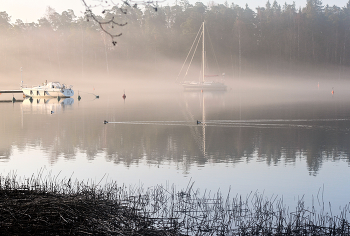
0,89,350,172
0,97,74,161
22,97,74,114
0,85,350,213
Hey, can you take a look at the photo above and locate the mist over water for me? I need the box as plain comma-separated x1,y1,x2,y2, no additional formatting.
1,57,350,216
2,7,350,217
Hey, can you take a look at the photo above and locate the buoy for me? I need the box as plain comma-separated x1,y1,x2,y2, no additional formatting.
122,90,126,99
78,95,81,101
332,87,334,95
12,97,16,103
96,95,99,99
104,120,108,124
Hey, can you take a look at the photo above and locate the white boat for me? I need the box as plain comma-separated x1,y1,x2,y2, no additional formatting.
180,21,227,91
182,81,227,91
22,81,74,98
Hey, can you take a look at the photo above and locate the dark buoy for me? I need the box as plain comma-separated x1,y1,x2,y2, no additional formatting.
78,95,81,101
122,90,126,99
104,120,108,124
197,120,201,124
12,97,16,103
96,95,99,99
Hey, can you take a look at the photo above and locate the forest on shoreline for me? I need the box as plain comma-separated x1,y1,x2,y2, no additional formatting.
1,0,350,79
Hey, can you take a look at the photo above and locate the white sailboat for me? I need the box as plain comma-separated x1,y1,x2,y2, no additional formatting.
180,21,227,91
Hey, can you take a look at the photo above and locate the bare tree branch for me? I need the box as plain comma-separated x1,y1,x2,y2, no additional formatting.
82,0,165,45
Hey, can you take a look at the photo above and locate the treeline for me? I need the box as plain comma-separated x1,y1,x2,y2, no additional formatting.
1,0,350,77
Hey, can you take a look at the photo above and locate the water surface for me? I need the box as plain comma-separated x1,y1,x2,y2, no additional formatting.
1,79,350,215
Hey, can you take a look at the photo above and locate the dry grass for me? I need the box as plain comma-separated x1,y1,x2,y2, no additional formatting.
0,172,349,235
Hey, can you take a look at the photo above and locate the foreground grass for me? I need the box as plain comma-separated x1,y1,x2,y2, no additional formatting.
0,172,349,235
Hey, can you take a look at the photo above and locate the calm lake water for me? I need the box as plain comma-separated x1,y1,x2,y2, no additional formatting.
1,77,350,215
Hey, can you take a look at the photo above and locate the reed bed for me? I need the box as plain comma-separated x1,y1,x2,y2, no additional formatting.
0,171,349,235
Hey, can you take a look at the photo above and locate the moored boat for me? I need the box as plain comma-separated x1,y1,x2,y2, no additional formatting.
182,81,226,91
22,81,74,98
180,21,227,91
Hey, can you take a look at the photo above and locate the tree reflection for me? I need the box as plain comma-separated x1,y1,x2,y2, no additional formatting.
1,94,350,176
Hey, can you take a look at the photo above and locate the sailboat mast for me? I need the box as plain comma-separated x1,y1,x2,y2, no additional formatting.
202,89,206,155
202,21,205,83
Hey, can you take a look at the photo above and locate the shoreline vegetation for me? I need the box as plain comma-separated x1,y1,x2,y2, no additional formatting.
0,173,349,235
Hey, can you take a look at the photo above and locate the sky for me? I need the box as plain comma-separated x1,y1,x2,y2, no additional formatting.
1,0,349,23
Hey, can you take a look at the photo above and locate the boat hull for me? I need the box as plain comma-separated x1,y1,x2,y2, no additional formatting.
22,88,74,98
182,82,227,91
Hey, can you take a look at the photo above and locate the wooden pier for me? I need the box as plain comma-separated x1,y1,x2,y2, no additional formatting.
0,90,23,94
0,99,24,103
0,90,24,102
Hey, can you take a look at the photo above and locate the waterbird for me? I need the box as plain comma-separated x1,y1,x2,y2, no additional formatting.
104,120,108,124
51,111,54,114
197,120,201,124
